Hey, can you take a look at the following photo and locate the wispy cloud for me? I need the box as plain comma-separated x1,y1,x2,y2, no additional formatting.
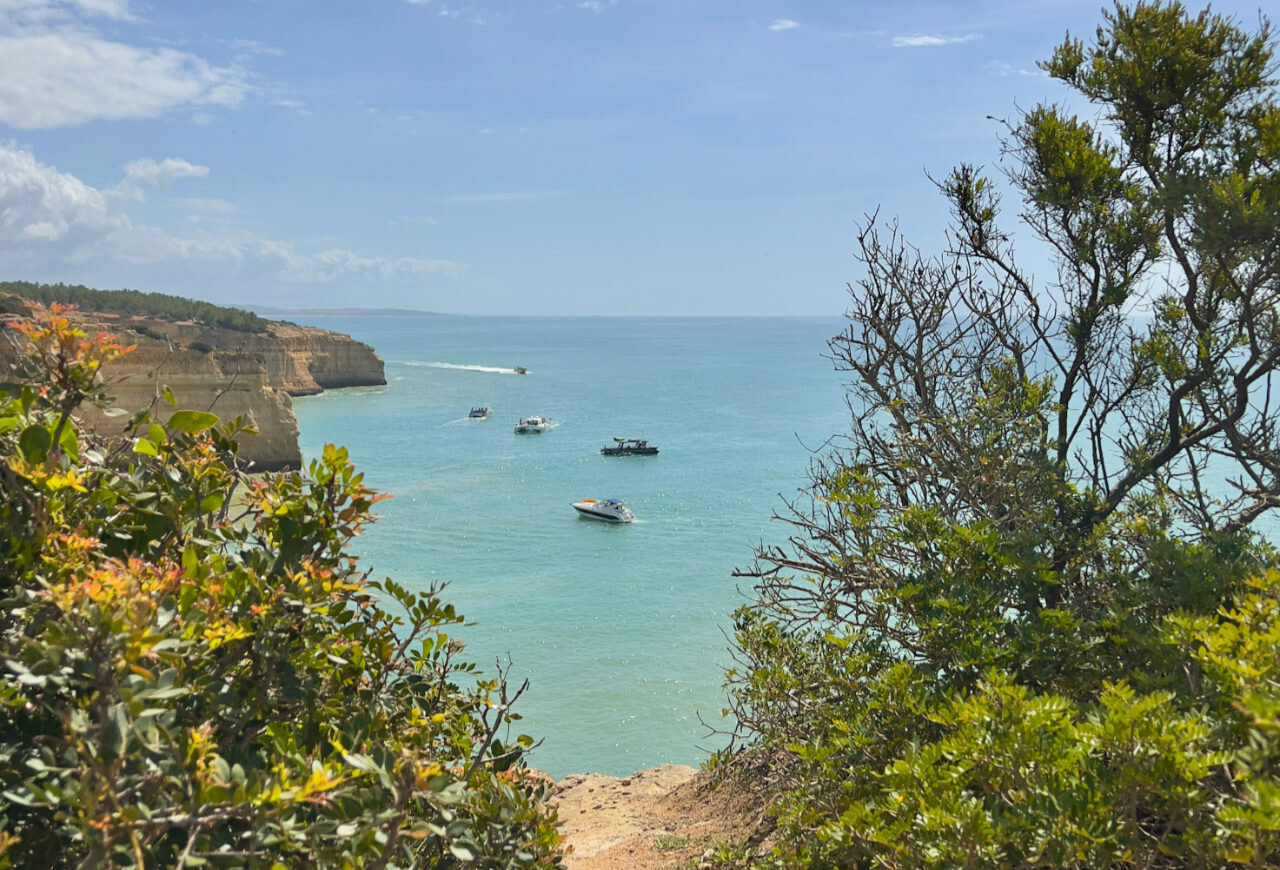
577,0,616,11
891,33,978,48
272,98,312,116
0,143,464,285
769,19,799,32
121,157,209,186
228,38,284,59
986,60,1045,78
404,0,488,19
111,157,209,200
446,191,559,204
0,0,135,25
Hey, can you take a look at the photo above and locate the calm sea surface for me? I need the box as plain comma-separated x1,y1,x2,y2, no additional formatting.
288,315,849,777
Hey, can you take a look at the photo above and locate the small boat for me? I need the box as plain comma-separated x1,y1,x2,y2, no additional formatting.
513,366,528,375
600,437,659,456
468,405,491,419
515,415,550,433
571,498,635,523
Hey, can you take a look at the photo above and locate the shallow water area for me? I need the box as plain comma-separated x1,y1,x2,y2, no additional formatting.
290,315,848,777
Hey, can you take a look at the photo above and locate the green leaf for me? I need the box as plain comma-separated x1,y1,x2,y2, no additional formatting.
110,704,130,756
133,437,159,457
57,424,78,461
18,425,50,463
167,409,219,435
199,492,225,513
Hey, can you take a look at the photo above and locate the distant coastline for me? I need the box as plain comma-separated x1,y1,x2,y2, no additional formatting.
237,305,453,317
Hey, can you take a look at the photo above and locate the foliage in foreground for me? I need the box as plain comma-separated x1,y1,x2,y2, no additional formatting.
0,304,562,867
723,3,1280,867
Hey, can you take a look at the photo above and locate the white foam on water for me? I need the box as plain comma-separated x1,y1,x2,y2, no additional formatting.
403,361,523,374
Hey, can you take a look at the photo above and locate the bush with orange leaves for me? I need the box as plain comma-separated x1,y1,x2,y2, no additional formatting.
0,303,562,868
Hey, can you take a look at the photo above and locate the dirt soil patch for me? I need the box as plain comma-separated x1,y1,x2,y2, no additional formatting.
554,764,770,869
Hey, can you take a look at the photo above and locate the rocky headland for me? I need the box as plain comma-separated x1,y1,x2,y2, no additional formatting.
3,307,385,470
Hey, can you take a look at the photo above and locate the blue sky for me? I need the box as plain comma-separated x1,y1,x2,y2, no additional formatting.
0,1,1269,315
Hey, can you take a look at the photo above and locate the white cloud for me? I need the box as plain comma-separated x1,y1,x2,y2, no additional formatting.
124,157,209,185
228,38,284,58
577,0,616,10
273,98,312,116
63,0,131,17
769,19,799,32
891,33,978,48
403,0,491,24
109,157,209,201
0,32,247,128
0,143,127,259
986,60,1046,78
0,143,464,284
0,0,132,24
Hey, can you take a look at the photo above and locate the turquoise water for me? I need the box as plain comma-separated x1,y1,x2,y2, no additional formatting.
288,316,849,777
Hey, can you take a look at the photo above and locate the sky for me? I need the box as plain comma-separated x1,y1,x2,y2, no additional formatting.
0,1,1271,316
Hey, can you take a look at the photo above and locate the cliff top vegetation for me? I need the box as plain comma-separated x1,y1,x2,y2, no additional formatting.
0,281,271,333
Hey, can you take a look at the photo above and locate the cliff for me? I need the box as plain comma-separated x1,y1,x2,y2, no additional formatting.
3,308,385,471
251,321,388,396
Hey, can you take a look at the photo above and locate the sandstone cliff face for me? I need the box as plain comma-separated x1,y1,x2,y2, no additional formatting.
261,322,388,395
140,319,386,397
89,339,304,472
5,311,385,472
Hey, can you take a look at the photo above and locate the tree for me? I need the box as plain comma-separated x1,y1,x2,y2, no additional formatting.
721,3,1280,866
0,304,562,867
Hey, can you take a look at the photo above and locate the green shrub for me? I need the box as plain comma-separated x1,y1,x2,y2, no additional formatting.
128,323,167,342
0,303,562,867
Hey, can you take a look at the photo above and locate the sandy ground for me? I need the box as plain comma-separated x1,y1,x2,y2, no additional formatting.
553,765,769,870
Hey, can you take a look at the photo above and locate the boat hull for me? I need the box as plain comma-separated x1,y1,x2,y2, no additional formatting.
572,501,634,523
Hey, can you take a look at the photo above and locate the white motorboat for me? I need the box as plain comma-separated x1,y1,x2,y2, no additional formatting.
571,498,634,523
515,416,550,433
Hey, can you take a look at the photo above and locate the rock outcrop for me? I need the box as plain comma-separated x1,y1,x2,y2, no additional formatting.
5,310,385,471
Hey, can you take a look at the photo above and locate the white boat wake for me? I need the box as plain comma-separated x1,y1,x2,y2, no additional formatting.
404,361,523,374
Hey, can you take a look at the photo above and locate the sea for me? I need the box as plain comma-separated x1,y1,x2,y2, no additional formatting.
286,315,851,778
